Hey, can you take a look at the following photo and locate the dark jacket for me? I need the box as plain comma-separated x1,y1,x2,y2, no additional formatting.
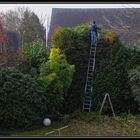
91,23,97,35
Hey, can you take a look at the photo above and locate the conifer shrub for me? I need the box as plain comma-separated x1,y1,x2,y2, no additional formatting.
39,47,75,114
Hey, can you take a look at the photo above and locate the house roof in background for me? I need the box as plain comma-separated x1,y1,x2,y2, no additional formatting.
48,8,140,46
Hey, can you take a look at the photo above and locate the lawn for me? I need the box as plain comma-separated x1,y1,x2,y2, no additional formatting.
11,112,140,137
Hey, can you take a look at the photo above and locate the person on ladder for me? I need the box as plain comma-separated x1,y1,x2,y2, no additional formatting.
91,20,98,45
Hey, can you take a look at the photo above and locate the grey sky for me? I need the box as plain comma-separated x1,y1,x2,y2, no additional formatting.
0,4,140,27
0,3,140,45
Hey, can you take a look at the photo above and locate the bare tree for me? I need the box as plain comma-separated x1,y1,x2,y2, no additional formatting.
1,7,46,47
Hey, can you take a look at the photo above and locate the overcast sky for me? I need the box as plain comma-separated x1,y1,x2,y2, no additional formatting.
0,4,140,27
0,3,140,44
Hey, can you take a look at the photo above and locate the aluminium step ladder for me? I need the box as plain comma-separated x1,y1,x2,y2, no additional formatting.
82,42,97,112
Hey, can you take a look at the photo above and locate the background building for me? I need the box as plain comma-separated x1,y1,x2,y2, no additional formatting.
48,8,140,46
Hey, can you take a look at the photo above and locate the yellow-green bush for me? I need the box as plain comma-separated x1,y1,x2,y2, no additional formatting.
39,48,75,114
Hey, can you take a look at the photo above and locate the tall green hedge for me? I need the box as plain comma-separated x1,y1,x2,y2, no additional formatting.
92,44,140,114
52,23,140,114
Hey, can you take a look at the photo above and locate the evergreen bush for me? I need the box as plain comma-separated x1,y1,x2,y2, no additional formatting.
52,23,140,114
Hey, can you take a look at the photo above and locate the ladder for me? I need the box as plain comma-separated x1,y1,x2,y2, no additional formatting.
82,42,97,112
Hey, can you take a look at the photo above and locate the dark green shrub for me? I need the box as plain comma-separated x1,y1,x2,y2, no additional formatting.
128,64,140,108
92,44,140,114
52,23,140,114
0,68,48,129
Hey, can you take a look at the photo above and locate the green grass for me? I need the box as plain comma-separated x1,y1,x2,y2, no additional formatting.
11,111,140,137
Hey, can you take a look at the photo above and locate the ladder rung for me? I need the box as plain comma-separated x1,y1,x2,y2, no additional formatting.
87,77,92,79
86,84,92,87
90,55,95,57
89,63,94,66
85,93,91,95
90,56,95,59
84,96,91,99
87,74,93,77
89,62,94,65
88,71,93,74
85,94,91,96
86,83,92,86
86,86,91,89
86,84,91,87
85,97,91,99
90,54,95,57
84,101,91,104
87,77,92,80
84,101,91,103
88,67,94,70
89,58,94,60
86,80,92,83
90,51,95,53
88,68,94,72
87,79,92,82
88,69,93,71
86,85,91,87
85,91,91,93
84,98,91,100
84,99,91,101
86,89,91,91
84,102,91,104
86,81,92,84
89,61,94,64
85,94,91,97
84,104,91,106
85,87,92,90
88,69,94,72
83,108,90,110
86,89,91,92
88,65,94,68
90,53,95,56
86,87,92,90
87,75,92,78
89,65,94,67
87,81,92,84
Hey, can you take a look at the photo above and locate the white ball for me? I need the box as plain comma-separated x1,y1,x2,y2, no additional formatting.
43,118,51,126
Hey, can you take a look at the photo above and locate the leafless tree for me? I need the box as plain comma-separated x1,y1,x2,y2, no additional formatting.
1,7,46,46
